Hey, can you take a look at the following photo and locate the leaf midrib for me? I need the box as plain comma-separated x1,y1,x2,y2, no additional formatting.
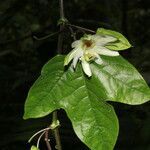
81,68,115,145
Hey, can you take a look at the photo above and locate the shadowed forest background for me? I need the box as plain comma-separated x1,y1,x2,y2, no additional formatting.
0,0,150,149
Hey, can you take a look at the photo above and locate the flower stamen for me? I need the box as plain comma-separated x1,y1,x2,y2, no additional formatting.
82,39,94,49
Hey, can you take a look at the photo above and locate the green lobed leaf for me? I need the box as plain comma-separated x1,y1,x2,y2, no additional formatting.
24,55,150,150
97,28,132,50
24,55,119,150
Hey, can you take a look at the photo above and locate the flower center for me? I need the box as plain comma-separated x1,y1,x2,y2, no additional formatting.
82,40,94,49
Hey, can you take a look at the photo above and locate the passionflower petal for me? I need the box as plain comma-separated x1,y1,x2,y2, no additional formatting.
81,58,92,77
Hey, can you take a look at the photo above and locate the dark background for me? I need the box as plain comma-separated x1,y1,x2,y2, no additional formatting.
0,0,150,149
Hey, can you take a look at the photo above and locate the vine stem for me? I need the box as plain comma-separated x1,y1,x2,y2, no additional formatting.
52,111,62,150
60,0,64,19
33,31,61,41
47,0,65,150
67,23,96,34
28,127,50,143
68,26,76,40
45,130,52,150
57,0,65,54
37,131,46,148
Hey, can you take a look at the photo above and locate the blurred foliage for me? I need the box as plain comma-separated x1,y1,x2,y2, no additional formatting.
0,0,149,149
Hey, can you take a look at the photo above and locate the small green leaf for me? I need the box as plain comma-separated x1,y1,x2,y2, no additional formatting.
97,28,132,50
31,145,39,150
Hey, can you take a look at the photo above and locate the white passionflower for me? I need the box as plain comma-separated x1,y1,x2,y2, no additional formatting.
64,34,119,77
